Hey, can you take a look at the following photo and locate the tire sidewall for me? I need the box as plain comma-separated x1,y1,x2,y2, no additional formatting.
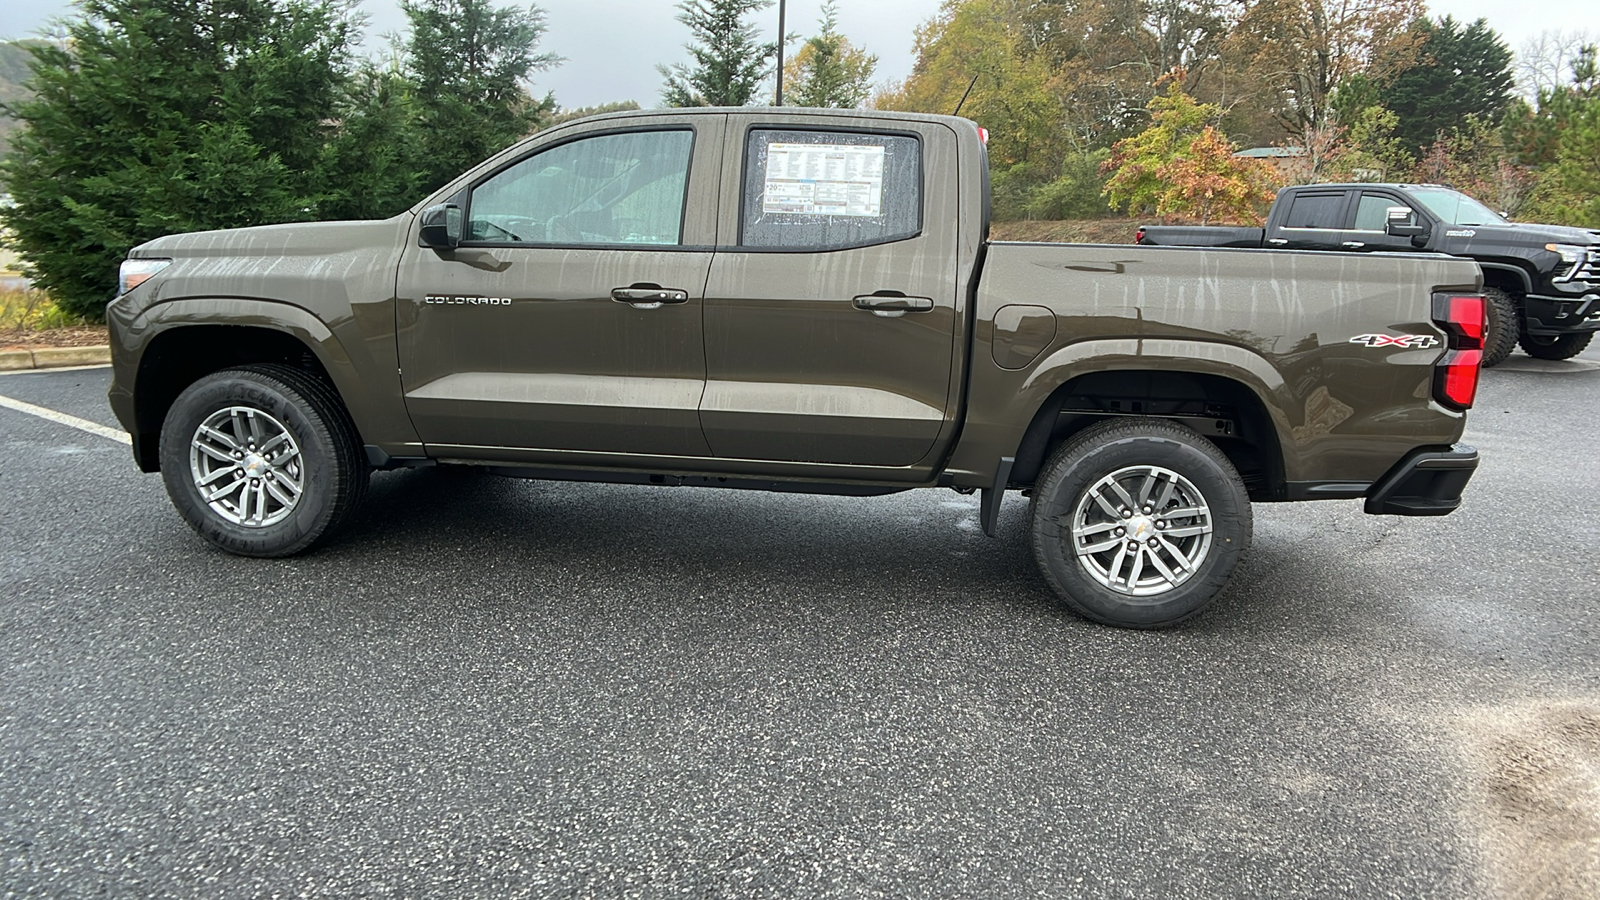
1519,331,1593,361
1032,429,1251,628
159,371,340,557
1480,287,1520,369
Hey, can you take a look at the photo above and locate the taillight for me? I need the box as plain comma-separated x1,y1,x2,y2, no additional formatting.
1431,293,1485,410
977,127,989,145
1136,227,1146,244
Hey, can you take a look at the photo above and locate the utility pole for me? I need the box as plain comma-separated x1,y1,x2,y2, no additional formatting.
775,0,786,106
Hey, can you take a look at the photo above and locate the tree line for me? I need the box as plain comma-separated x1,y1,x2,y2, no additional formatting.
877,1,1599,229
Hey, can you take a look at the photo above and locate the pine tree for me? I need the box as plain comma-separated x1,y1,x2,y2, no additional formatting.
0,0,359,319
659,0,778,107
1379,16,1515,152
785,1,877,109
399,0,561,193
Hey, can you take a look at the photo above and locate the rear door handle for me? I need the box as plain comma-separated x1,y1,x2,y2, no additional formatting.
611,284,689,308
853,293,935,317
1341,241,1366,249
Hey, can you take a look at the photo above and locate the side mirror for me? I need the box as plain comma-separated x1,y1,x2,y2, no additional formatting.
1385,206,1427,238
418,203,462,250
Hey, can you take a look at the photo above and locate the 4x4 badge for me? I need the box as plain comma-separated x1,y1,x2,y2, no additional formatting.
1349,333,1439,349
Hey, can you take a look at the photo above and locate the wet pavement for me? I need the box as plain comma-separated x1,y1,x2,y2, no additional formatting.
1,345,1597,898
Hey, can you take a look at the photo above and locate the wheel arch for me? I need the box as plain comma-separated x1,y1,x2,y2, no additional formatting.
1001,348,1290,502
1478,261,1534,296
129,308,362,472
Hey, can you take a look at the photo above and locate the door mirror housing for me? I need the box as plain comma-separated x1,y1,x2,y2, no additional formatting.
1385,206,1427,238
419,203,462,250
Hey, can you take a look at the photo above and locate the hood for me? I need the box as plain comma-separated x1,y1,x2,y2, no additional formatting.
131,216,413,259
1493,221,1600,246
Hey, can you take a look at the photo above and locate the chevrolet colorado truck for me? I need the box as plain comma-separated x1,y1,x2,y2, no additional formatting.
107,108,1484,628
1136,182,1600,367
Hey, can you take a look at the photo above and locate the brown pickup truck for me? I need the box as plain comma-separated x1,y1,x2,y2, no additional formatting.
107,107,1484,628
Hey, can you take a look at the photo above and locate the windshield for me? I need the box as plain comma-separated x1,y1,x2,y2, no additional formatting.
1408,188,1508,226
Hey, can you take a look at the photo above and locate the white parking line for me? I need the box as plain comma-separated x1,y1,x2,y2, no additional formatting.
0,392,131,445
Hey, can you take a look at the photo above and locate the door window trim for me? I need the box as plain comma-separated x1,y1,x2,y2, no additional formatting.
456,124,708,252
1351,190,1431,234
731,123,925,254
1277,190,1353,232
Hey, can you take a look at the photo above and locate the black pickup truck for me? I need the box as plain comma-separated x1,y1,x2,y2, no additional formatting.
1138,183,1600,366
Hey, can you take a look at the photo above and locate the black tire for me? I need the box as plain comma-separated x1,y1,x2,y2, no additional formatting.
1029,418,1252,628
1518,331,1594,361
1480,287,1520,368
159,364,369,557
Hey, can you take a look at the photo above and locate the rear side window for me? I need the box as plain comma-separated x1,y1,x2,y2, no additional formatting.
740,129,921,250
1281,192,1346,229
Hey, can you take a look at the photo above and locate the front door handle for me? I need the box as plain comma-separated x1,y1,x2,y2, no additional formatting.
612,284,689,308
1341,241,1366,249
853,293,935,317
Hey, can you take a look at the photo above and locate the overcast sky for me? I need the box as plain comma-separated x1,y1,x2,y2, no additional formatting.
1,0,1592,110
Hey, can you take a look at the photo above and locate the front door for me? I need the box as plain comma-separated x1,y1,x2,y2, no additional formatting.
397,118,723,460
698,118,962,468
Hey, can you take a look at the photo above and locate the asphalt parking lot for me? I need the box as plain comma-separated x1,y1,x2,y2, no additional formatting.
2,349,1597,898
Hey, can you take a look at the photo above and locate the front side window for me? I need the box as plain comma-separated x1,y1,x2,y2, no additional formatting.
1281,192,1345,229
1355,193,1404,231
467,129,694,246
741,129,921,250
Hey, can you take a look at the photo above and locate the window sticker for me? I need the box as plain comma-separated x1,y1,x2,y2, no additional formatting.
762,143,886,217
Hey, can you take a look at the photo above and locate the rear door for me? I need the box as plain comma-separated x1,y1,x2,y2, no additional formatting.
699,117,961,469
396,115,723,460
1266,189,1355,251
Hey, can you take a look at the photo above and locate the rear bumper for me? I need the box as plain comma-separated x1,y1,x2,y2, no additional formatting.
1523,292,1600,335
1363,444,1478,516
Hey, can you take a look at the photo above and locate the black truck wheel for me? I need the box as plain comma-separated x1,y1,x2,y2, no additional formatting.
1030,418,1252,628
1518,331,1594,361
1480,287,1519,368
159,364,369,557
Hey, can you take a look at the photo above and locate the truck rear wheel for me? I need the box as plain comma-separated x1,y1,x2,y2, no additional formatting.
1518,331,1593,361
1029,418,1252,628
159,364,368,557
1480,287,1519,368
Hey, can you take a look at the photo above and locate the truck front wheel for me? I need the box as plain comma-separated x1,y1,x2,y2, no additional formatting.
1480,287,1519,368
1029,418,1252,628
158,364,369,557
1518,331,1593,361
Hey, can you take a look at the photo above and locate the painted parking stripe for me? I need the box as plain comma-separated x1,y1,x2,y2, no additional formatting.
0,392,131,445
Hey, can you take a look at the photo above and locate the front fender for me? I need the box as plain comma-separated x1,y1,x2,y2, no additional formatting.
114,296,421,458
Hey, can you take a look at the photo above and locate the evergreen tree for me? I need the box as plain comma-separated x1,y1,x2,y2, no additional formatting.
659,0,778,107
1379,16,1515,152
318,65,423,221
785,1,877,109
399,0,561,193
0,0,359,319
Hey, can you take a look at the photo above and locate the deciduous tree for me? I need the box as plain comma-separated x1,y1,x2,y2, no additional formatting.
1221,0,1424,141
1102,80,1274,223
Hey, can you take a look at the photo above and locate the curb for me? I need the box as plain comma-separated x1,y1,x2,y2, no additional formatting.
0,345,111,371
